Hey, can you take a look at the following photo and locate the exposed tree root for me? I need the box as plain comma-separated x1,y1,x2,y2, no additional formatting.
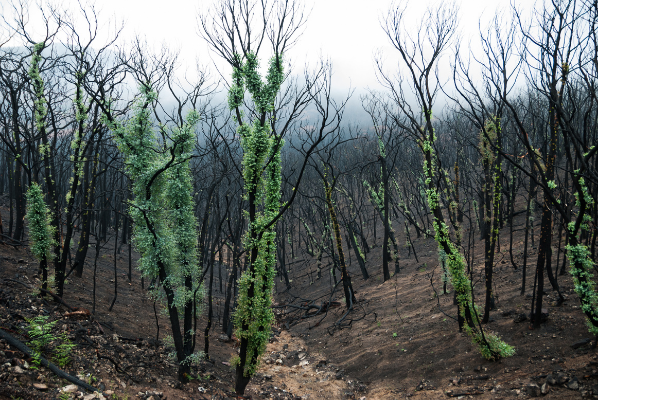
3,279,75,311
96,350,141,383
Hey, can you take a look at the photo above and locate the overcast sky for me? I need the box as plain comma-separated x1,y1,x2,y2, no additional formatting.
81,0,514,102
0,0,519,121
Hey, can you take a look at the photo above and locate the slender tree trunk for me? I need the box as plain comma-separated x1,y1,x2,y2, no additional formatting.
478,189,486,240
482,163,496,322
59,79,88,287
91,234,100,315
531,103,560,329
455,161,463,224
277,227,291,289
351,222,370,255
554,213,563,280
347,223,369,279
324,179,356,308
12,161,24,242
509,173,518,270
531,202,552,328
315,247,323,279
10,89,26,242
382,220,390,282
73,138,99,278
40,259,48,293
8,158,14,237
158,263,191,382
204,243,215,357
182,275,194,375
108,209,119,311
403,220,419,263
222,256,237,334
521,167,536,295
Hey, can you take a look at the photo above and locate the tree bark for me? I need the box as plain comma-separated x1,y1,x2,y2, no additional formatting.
347,224,369,279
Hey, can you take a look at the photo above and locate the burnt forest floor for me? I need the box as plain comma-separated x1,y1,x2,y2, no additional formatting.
0,194,597,399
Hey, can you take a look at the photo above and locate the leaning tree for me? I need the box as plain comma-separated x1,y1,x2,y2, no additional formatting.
377,0,514,360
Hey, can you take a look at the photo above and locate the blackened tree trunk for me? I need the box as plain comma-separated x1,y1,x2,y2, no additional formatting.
277,222,291,289
521,166,536,295
324,177,356,309
8,85,27,243
40,258,48,293
204,242,215,357
454,161,463,224
531,104,560,329
380,155,392,281
73,137,99,278
532,199,552,328
481,119,502,324
158,263,192,381
351,222,371,255
12,154,25,242
347,223,369,279
478,189,486,240
508,172,518,270
481,153,496,322
222,249,238,335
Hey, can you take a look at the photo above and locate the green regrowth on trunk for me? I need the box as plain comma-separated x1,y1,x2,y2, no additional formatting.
25,183,56,262
229,52,285,378
566,177,598,335
565,243,597,334
109,85,203,366
28,42,53,162
28,43,47,132
422,131,514,360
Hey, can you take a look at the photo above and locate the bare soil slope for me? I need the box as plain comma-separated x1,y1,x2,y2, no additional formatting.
0,198,597,399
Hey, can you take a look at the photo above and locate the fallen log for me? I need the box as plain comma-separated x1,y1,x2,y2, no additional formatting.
445,389,484,397
0,327,101,394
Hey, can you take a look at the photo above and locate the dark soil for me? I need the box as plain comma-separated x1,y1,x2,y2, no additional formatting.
0,194,597,399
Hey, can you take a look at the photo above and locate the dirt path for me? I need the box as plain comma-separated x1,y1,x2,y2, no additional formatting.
251,330,353,399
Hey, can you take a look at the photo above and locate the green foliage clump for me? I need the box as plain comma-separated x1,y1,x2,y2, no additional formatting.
110,86,203,310
180,351,206,366
364,180,384,213
67,68,88,204
566,177,597,335
566,244,597,334
26,315,75,367
472,330,515,360
233,228,277,376
26,183,56,262
109,85,204,373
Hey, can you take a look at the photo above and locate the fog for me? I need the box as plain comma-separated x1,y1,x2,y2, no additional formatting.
33,0,515,128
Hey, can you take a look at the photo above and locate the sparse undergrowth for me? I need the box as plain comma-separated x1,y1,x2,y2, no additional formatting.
0,198,597,400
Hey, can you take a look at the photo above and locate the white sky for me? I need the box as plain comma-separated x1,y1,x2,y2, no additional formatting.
1,0,517,119
84,0,514,92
